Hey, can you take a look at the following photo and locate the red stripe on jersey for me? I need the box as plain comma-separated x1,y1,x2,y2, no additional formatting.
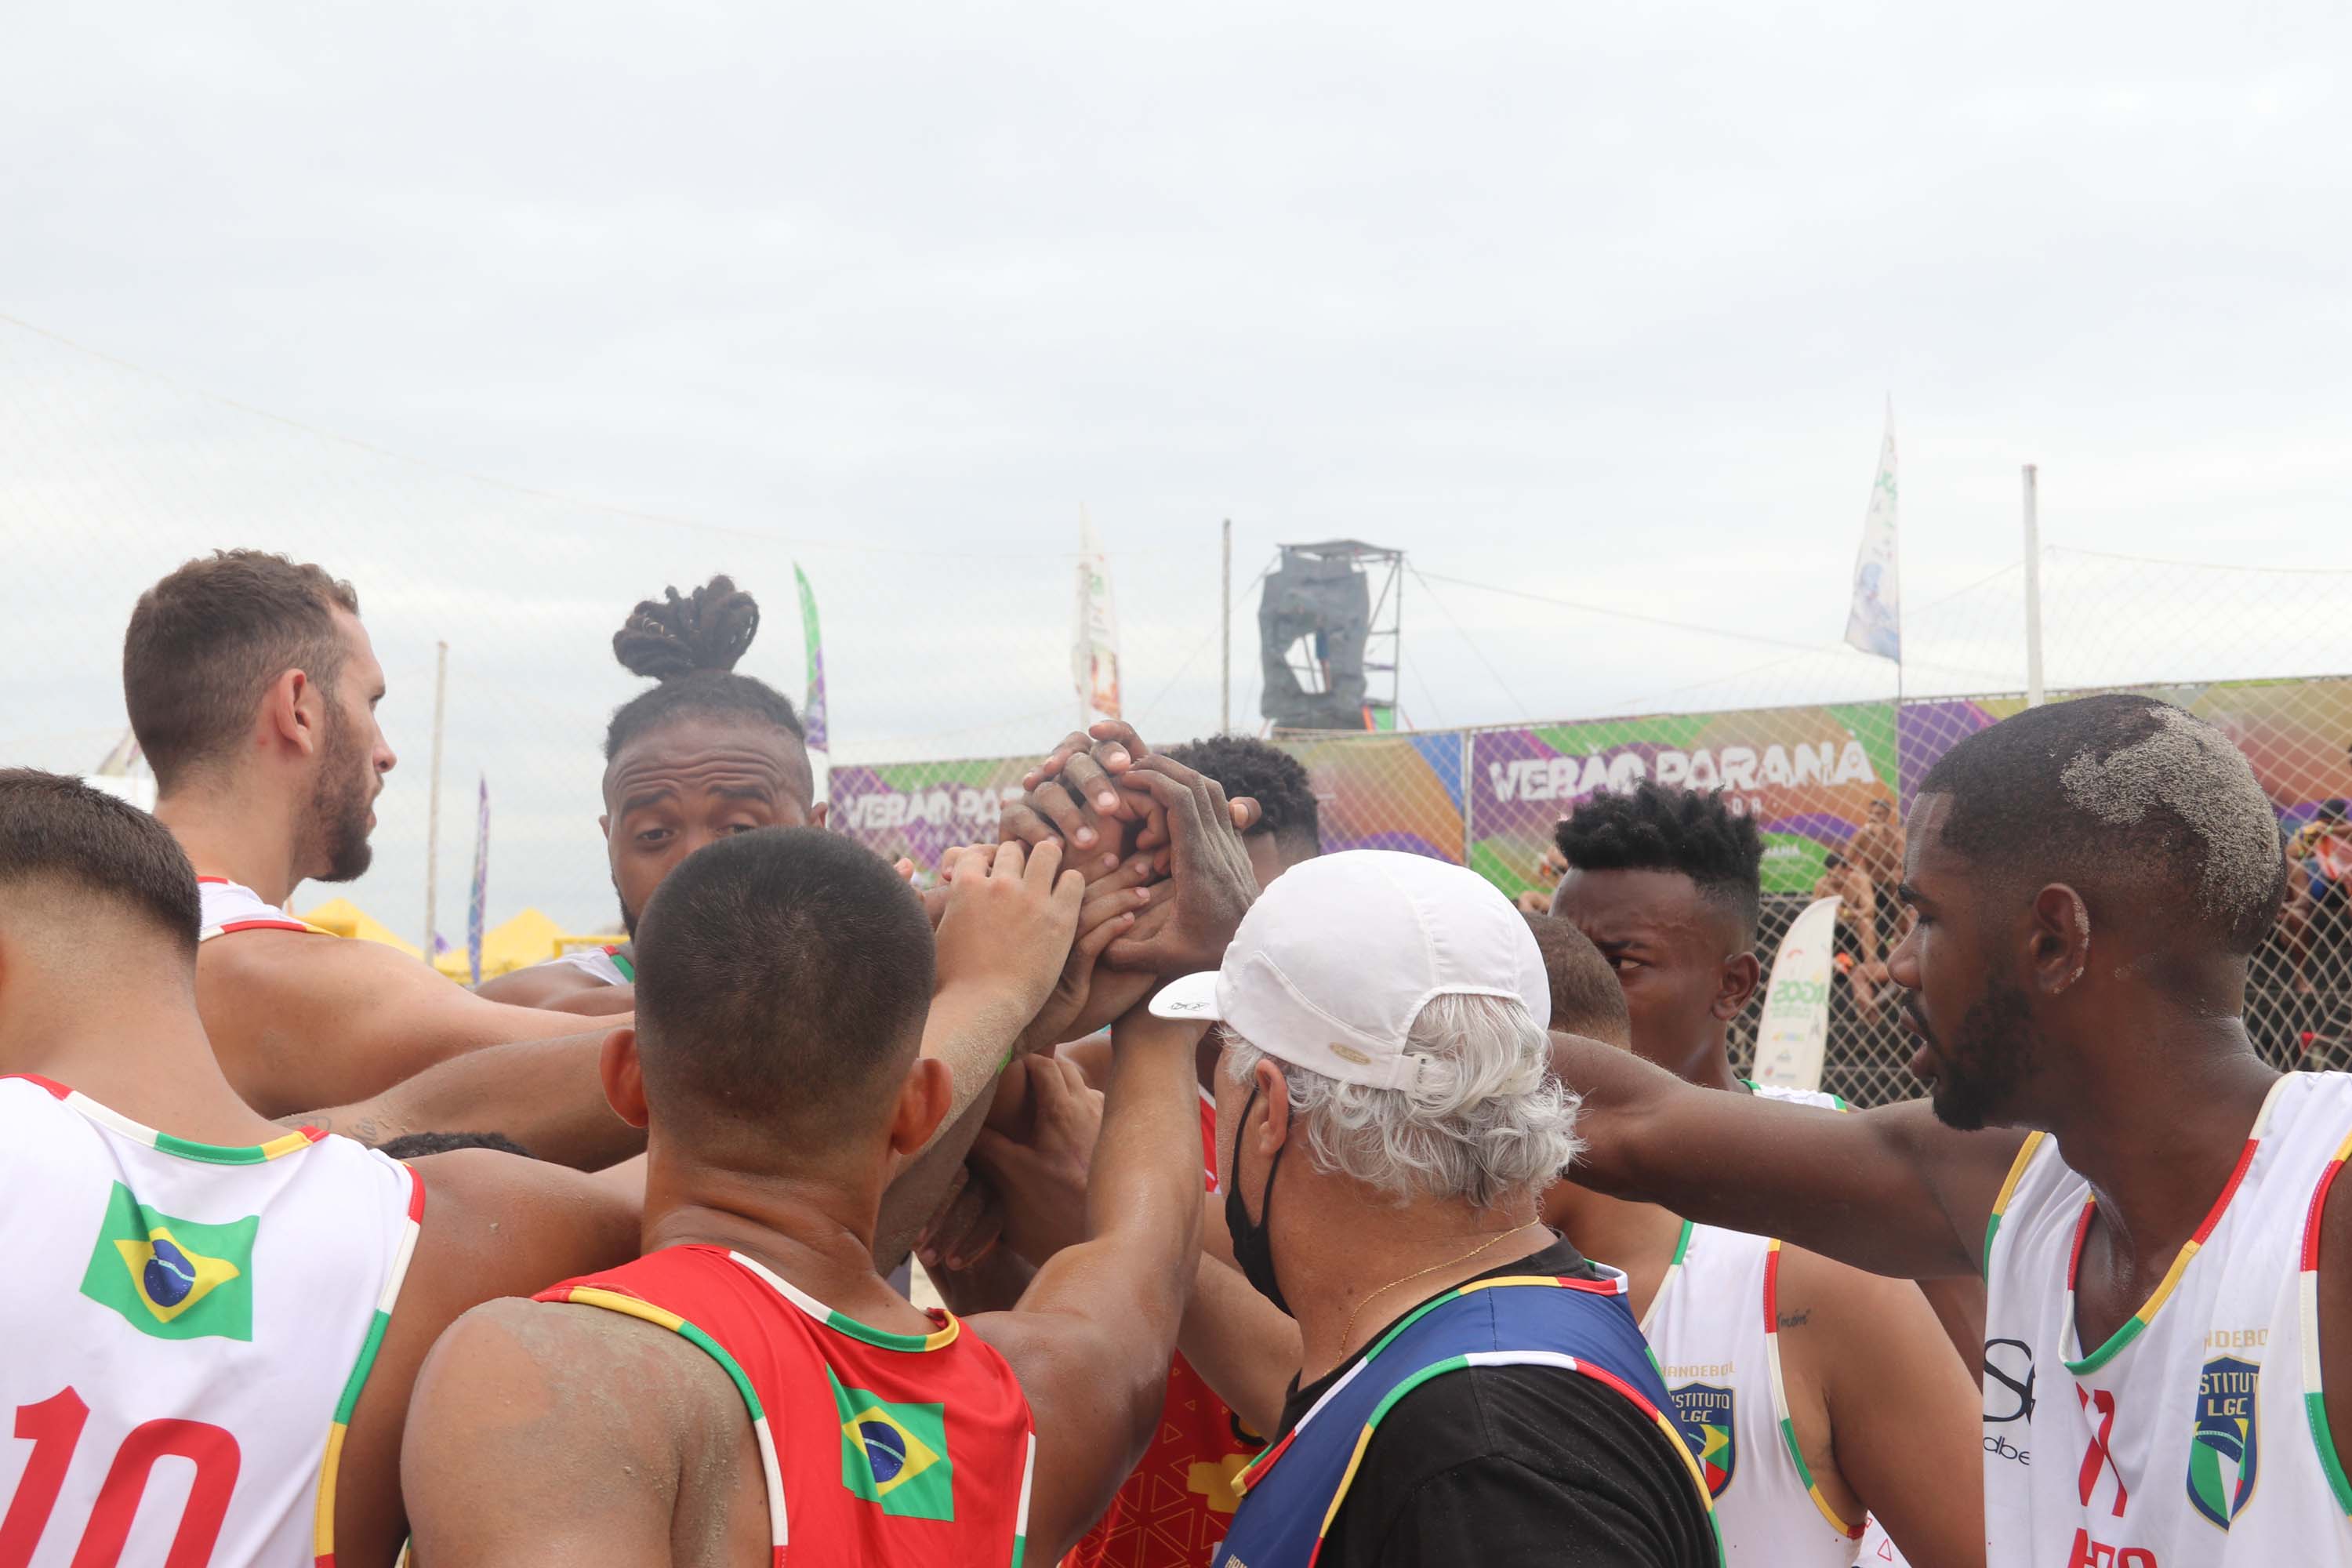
2,1073,73,1100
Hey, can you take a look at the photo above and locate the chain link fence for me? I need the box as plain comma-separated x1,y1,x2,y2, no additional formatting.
7,314,2352,1103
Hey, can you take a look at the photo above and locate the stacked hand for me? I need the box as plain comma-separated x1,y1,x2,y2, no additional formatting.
1001,721,1264,995
929,840,1084,1027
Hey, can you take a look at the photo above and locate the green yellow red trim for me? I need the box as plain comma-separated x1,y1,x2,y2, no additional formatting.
2063,1076,2291,1376
314,1161,426,1566
1983,1131,2047,1280
1761,1240,1864,1539
2301,1126,2352,1515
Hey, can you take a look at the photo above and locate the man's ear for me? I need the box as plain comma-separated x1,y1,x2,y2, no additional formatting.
262,668,317,755
598,813,612,843
1713,951,1763,1021
889,1056,953,1160
1251,1059,1292,1156
2028,884,2092,995
810,800,830,829
600,1027,649,1128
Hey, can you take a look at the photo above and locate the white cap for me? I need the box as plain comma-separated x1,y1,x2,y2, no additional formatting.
1148,849,1551,1090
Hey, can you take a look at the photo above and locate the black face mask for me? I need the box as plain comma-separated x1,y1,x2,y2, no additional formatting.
1224,1081,1290,1315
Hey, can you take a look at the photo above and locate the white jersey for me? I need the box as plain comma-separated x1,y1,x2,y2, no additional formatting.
1745,1079,1851,1112
196,877,327,942
1737,1083,1919,1566
1643,1220,1864,1564
1982,1070,2352,1566
0,1074,422,1567
544,943,633,987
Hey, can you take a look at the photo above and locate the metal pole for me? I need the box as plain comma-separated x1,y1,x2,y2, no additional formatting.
2023,465,2046,707
1220,519,1232,732
422,641,448,955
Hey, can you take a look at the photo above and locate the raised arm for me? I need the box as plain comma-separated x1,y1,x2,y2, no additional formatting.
196,927,634,1116
966,1005,1206,1561
1552,1029,2026,1281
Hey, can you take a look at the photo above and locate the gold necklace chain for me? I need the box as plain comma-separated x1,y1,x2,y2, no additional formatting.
1340,1225,1532,1352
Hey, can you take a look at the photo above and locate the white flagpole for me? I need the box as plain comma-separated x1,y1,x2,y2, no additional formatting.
422,639,448,956
2023,464,2046,707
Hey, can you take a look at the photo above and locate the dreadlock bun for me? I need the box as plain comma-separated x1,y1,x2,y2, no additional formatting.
613,576,761,683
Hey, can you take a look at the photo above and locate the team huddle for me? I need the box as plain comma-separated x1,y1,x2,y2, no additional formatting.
2,550,2347,1568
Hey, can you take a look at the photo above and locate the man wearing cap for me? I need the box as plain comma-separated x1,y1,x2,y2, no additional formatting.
1155,848,1717,1568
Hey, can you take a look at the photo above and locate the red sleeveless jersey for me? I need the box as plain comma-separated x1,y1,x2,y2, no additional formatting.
1062,1088,1267,1568
540,1244,1037,1566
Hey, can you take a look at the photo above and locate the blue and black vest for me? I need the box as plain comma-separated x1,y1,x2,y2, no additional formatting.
1210,1270,1715,1568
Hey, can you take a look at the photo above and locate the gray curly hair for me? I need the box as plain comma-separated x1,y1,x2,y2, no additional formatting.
1221,993,1581,1208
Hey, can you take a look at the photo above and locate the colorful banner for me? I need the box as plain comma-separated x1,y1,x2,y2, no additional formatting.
1466,705,1897,898
1843,402,1900,661
829,757,1036,873
1897,677,2352,826
1752,895,1841,1093
794,561,829,752
1276,732,1467,864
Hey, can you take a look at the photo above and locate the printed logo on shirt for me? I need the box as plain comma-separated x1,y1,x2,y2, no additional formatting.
2186,1356,2260,1530
1666,1382,1736,1496
1984,1336,2037,1424
829,1370,955,1521
78,1181,257,1341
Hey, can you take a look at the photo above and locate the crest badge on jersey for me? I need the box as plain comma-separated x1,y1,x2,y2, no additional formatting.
77,1181,258,1341
830,1370,956,1521
1667,1382,1737,1496
2187,1355,2260,1529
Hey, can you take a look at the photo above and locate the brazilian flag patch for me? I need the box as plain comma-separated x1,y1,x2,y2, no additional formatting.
829,1367,954,1521
78,1182,257,1342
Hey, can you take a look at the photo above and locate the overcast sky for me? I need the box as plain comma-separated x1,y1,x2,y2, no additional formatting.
6,2,2350,936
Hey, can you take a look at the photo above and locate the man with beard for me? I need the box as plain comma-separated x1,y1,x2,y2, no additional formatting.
1551,782,1986,1381
125,551,612,1118
1527,913,1982,1568
1546,695,2352,1566
477,575,822,1016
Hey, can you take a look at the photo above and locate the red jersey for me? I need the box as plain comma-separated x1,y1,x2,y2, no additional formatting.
541,1244,1036,1566
1063,1087,1267,1568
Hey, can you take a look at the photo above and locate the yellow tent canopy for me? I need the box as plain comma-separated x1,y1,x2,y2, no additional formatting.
297,897,423,960
430,907,580,982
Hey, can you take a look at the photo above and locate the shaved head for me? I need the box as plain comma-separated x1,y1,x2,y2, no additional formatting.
1918,694,2285,955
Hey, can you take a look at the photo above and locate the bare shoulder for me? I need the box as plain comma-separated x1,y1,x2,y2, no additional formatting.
408,1145,643,1283
402,1298,739,1557
1772,1240,1931,1338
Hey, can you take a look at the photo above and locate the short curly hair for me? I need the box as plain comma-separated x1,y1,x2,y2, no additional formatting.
1554,782,1763,941
1161,735,1321,863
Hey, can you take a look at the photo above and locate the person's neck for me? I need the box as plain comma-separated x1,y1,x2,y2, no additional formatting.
2,989,289,1148
155,778,307,906
2038,1007,2279,1270
641,1143,935,1333
1281,1177,1551,1386
1544,1182,1686,1322
1649,1034,1740,1093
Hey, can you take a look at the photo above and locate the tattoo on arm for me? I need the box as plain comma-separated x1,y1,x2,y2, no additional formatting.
1777,1309,1812,1329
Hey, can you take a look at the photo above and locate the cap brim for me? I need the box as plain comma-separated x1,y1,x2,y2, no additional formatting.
1147,968,1225,1023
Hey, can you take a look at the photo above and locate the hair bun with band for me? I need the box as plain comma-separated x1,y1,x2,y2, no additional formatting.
613,575,760,683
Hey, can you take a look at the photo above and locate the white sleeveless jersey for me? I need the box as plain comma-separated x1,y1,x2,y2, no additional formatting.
546,944,631,986
1982,1070,2352,1566
196,877,328,942
1745,1080,1851,1112
1737,1083,1917,1566
1642,1221,1864,1564
0,1074,423,1567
